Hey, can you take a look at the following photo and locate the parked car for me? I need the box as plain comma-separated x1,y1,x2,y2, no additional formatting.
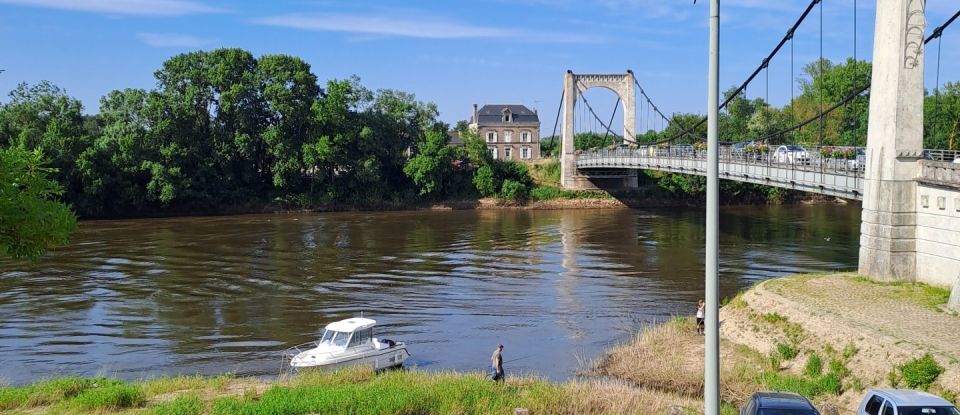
741,392,821,415
731,141,753,158
857,389,959,415
774,145,811,165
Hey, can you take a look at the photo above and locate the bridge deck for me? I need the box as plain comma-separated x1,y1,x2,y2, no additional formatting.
576,148,866,199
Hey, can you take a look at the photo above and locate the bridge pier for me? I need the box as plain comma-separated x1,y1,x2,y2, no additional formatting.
858,0,926,282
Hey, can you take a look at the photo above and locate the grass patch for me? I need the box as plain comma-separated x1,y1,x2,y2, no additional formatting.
0,387,29,410
760,372,841,398
71,383,145,411
141,375,210,397
899,353,945,390
775,343,799,360
851,277,951,311
804,353,823,378
152,393,203,415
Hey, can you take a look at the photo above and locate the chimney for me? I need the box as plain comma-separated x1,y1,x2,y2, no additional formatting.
472,104,478,123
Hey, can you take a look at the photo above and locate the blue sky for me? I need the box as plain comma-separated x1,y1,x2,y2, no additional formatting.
0,0,958,130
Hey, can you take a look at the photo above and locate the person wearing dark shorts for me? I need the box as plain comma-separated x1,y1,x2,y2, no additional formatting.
490,344,504,382
696,299,705,335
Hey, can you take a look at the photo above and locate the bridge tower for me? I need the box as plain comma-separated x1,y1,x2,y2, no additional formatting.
561,70,636,189
859,0,926,281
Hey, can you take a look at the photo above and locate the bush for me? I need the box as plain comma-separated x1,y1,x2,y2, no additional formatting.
499,179,528,202
776,343,799,360
72,383,145,410
899,353,944,390
805,353,823,378
472,165,497,196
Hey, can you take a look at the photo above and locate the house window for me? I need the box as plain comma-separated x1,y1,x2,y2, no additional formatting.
491,147,498,159
505,147,512,159
504,131,512,142
503,113,511,122
521,147,531,159
486,132,496,143
521,131,530,142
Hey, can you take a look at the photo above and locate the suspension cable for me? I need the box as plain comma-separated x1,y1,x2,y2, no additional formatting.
661,0,824,144
549,89,564,156
603,97,621,145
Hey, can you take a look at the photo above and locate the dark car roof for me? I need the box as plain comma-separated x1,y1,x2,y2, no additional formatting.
756,392,816,410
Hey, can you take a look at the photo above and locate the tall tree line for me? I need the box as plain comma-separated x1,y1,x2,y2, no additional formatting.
0,48,502,218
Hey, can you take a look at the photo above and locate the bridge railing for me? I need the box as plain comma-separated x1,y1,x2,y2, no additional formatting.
576,145,869,177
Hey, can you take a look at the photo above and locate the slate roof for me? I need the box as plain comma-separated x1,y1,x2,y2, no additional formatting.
475,104,539,124
448,130,464,146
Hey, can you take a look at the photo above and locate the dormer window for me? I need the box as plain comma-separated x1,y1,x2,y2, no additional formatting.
502,108,512,122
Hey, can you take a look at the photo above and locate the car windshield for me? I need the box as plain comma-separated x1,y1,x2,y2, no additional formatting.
757,410,818,415
898,407,960,415
785,146,804,151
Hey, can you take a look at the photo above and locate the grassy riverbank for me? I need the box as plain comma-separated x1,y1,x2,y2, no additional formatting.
0,367,700,415
597,273,960,413
4,273,953,415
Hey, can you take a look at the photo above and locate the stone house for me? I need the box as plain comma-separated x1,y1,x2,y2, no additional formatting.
468,104,540,161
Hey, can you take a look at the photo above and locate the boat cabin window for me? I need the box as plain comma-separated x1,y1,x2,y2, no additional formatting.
348,328,373,348
319,330,351,348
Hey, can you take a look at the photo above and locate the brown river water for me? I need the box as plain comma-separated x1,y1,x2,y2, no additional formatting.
0,206,860,384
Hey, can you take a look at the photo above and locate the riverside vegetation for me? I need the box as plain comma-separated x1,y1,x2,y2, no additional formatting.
3,273,956,415
3,52,960,224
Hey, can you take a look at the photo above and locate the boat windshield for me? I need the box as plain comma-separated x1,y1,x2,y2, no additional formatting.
318,330,351,348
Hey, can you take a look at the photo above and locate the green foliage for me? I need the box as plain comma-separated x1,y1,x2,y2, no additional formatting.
71,383,145,410
925,81,960,150
0,387,29,410
760,371,842,398
0,147,77,260
499,179,528,202
472,165,497,197
529,186,612,201
899,353,945,390
762,313,788,324
152,393,203,415
776,343,799,360
804,353,824,378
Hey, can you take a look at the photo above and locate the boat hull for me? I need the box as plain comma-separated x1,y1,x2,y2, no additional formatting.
291,345,410,371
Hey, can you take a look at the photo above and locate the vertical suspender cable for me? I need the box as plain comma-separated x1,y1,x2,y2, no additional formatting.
934,36,942,148
791,35,795,142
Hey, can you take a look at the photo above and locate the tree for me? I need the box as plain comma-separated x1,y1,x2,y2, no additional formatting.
925,81,960,150
257,54,320,194
0,147,77,260
403,129,467,198
0,81,91,204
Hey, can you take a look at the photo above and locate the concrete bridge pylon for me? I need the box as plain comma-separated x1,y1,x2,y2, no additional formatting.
858,0,926,282
560,70,636,189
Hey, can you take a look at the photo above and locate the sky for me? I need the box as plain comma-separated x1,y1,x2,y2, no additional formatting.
0,0,958,131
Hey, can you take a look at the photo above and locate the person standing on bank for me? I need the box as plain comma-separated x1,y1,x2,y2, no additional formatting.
696,299,705,335
490,344,504,382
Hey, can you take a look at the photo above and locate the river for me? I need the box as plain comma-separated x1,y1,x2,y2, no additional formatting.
0,205,861,384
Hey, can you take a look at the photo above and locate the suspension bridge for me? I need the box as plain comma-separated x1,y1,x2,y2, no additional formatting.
541,0,960,284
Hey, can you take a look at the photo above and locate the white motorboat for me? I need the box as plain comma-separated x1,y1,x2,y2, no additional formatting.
284,317,410,371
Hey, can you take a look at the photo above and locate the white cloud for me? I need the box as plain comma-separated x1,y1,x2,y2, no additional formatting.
137,32,214,47
253,13,603,43
0,0,223,16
